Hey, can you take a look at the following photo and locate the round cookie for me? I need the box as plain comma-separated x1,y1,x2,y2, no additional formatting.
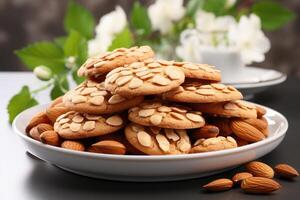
63,80,143,114
54,111,124,139
128,101,205,129
190,136,237,153
192,100,258,119
104,60,185,97
172,61,221,82
162,82,243,103
125,123,191,155
78,46,154,78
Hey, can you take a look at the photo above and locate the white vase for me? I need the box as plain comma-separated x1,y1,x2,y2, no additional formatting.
198,48,245,83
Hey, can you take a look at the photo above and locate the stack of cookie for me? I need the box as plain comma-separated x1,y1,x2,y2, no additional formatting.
26,46,269,155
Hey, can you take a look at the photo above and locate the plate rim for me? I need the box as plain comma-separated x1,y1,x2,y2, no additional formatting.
13,103,288,161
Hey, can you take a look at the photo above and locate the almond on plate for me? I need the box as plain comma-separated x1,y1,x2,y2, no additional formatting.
61,141,85,151
40,130,60,146
230,119,265,142
232,172,253,184
274,163,299,179
203,178,233,191
241,177,281,194
88,140,126,155
246,161,274,178
25,111,51,133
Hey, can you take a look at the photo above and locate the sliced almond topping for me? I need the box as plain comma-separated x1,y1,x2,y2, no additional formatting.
144,58,154,64
70,122,81,132
72,115,84,123
132,66,148,73
108,94,126,104
138,109,156,117
71,95,87,104
115,75,133,86
147,62,161,68
85,114,101,121
200,85,213,89
82,121,95,131
94,61,108,67
151,74,171,86
170,112,185,120
165,129,180,141
158,60,173,66
128,77,143,89
157,106,172,112
86,81,98,87
89,96,104,105
59,118,70,124
196,89,215,96
186,113,204,123
135,70,150,77
156,134,170,152
105,115,123,126
185,86,197,91
61,123,70,129
107,73,119,83
80,87,98,95
137,131,153,147
106,67,123,78
224,102,239,110
211,83,226,90
165,66,182,80
177,139,191,152
183,63,198,70
150,68,163,73
171,107,187,113
120,70,132,76
130,62,144,69
90,91,107,97
141,102,161,109
222,88,231,94
140,73,154,80
150,114,163,125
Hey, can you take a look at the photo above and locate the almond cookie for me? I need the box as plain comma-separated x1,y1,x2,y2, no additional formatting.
78,46,154,78
172,61,221,82
192,100,257,119
63,80,143,114
128,101,205,129
104,60,185,97
125,123,191,155
54,111,124,139
162,82,242,103
190,136,237,153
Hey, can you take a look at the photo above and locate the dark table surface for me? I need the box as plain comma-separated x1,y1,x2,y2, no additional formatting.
1,73,299,200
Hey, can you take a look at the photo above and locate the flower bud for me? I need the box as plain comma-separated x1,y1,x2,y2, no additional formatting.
65,56,76,69
33,66,52,81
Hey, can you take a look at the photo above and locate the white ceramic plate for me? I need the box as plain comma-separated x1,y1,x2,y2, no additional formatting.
13,104,288,182
223,67,287,99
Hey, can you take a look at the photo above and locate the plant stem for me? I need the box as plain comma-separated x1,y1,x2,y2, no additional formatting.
30,80,54,94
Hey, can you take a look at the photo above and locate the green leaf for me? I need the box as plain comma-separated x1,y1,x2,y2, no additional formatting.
77,37,88,66
252,0,295,31
7,86,38,123
64,30,83,56
64,1,95,39
108,27,134,51
15,41,65,74
202,0,227,16
50,75,69,100
130,1,151,36
186,0,204,17
54,36,67,49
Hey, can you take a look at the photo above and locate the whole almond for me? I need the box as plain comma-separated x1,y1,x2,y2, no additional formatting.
230,119,265,142
191,125,219,140
274,163,299,179
241,177,281,194
232,172,253,184
40,131,60,146
256,106,266,118
36,123,53,133
61,141,85,151
26,111,51,133
88,140,126,155
203,178,233,191
243,118,268,131
210,118,232,136
29,127,41,141
46,106,69,123
246,161,274,178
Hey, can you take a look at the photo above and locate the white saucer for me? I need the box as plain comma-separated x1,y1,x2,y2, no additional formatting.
13,103,288,182
222,66,286,99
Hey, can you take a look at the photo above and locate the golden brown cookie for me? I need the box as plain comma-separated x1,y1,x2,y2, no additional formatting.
54,111,124,139
128,101,205,129
172,61,221,82
78,46,154,78
162,82,242,103
63,80,143,114
190,136,237,153
192,100,257,118
104,60,185,97
125,123,191,155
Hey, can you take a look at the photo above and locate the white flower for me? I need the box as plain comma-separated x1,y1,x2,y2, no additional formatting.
195,10,236,32
88,6,127,57
225,0,236,8
148,0,185,34
176,29,203,62
34,66,52,81
228,14,270,64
